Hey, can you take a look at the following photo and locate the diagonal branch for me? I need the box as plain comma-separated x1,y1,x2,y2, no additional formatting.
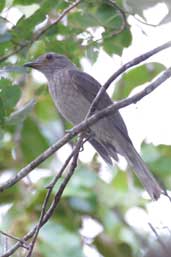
1,136,84,257
0,67,171,192
88,40,171,115
148,222,170,256
33,0,81,41
0,230,29,249
25,135,83,257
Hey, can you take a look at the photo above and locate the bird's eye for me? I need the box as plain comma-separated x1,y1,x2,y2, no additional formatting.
46,53,53,60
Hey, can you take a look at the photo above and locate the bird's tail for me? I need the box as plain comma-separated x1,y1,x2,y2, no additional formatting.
125,144,162,200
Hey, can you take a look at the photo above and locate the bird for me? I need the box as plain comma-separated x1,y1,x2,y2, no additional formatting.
24,52,162,200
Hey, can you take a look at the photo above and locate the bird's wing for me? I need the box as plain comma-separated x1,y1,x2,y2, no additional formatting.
89,138,113,165
69,69,130,141
69,69,111,108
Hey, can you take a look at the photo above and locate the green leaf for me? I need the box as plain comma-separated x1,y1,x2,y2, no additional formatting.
112,169,128,192
113,62,165,99
0,97,5,125
0,0,5,12
96,179,116,208
0,79,21,114
11,0,55,42
34,93,58,121
141,143,171,177
96,3,122,29
86,45,99,64
13,0,39,4
20,117,49,162
0,41,12,56
69,196,97,213
28,40,46,57
39,222,84,257
95,233,133,257
68,11,99,29
100,209,122,237
103,28,132,56
63,166,98,197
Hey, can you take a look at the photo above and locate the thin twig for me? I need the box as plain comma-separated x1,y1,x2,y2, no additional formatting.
1,136,84,257
25,137,83,257
33,0,81,41
41,135,83,226
87,40,171,116
0,230,29,249
148,222,170,256
0,66,171,193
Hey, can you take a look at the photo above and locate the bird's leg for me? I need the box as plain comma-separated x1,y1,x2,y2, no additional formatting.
78,129,95,152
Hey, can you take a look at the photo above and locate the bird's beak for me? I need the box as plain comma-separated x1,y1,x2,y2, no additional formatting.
24,61,41,69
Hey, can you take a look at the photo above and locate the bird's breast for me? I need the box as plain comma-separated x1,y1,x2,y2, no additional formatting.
48,71,91,125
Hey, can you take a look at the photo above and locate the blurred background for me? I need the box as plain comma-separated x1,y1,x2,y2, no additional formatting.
0,0,171,256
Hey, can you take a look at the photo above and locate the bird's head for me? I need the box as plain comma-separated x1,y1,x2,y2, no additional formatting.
24,52,75,78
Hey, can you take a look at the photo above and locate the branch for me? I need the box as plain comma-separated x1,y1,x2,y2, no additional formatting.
88,40,171,115
148,222,170,256
41,136,83,225
33,0,81,41
0,230,29,250
1,136,84,257
0,67,171,192
25,136,83,257
0,0,81,63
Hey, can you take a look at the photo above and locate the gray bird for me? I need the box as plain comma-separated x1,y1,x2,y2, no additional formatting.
24,52,162,200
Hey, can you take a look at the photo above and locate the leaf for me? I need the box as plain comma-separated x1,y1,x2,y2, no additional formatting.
13,0,39,4
20,117,49,162
113,62,165,99
0,41,12,56
96,179,116,208
95,233,133,257
86,45,99,64
28,40,46,57
99,209,122,237
63,166,98,197
112,169,128,192
68,11,99,29
11,0,55,42
141,143,171,177
0,79,21,115
35,93,59,121
39,221,84,257
96,3,121,29
0,97,5,125
0,0,5,11
69,196,97,213
103,28,132,56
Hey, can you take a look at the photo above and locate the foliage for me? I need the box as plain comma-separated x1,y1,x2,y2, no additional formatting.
0,0,170,257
